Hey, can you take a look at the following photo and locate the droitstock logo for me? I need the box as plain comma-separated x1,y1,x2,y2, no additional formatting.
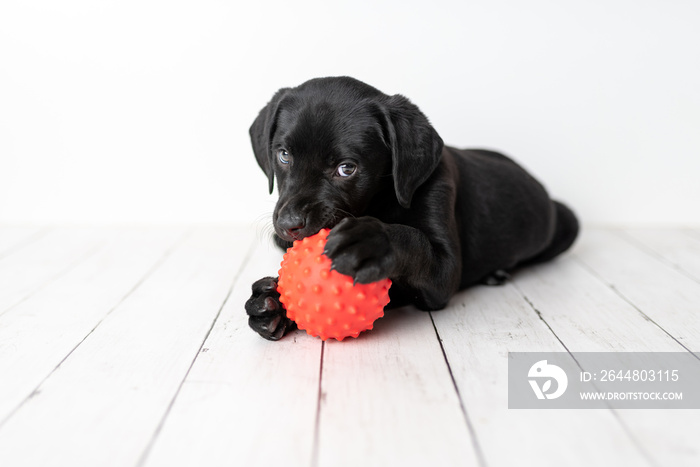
528,360,568,400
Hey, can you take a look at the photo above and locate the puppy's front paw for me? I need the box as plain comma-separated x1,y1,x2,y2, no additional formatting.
245,277,296,341
324,217,395,284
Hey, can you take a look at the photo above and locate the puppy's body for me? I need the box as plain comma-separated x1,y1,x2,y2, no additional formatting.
246,77,578,340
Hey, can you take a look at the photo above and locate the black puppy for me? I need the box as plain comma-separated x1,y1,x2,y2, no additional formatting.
246,77,578,340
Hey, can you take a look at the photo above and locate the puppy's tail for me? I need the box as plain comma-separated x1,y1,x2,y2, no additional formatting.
523,201,579,265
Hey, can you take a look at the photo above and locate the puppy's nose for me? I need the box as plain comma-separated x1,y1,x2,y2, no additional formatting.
277,213,306,239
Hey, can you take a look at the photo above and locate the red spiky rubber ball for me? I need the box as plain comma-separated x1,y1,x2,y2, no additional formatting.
277,229,391,341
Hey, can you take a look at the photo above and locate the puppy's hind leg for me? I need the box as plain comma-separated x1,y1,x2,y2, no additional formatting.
522,201,579,266
481,269,511,286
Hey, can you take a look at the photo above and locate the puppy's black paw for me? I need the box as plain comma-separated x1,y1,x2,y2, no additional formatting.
481,269,510,286
245,276,296,341
324,217,395,284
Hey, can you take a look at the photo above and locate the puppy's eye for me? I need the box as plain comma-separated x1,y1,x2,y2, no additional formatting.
278,149,290,164
336,163,357,178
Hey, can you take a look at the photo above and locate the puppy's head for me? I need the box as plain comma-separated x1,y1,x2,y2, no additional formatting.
249,77,443,242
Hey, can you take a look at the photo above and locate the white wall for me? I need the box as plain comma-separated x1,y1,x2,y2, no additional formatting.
1,0,698,225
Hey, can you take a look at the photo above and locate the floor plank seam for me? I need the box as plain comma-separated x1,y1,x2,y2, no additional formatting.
0,229,191,431
310,341,325,467
136,235,258,467
511,282,572,355
571,255,699,360
612,230,700,285
428,312,488,467
0,243,103,320
606,408,663,467
511,281,660,466
0,227,52,261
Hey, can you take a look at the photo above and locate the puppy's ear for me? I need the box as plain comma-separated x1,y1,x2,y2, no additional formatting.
249,88,290,194
379,95,444,208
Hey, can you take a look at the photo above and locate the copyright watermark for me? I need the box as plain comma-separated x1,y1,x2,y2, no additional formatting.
508,352,700,409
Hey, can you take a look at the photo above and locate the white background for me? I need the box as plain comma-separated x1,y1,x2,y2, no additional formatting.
1,0,698,226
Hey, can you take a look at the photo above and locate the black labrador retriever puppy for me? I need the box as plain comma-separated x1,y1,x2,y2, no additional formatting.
246,76,578,340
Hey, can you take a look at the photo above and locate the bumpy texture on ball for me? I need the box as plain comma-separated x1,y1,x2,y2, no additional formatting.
277,229,392,341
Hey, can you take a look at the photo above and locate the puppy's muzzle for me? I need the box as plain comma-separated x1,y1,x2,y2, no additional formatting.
276,211,307,241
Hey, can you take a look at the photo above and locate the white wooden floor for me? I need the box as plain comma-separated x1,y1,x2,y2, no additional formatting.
0,225,699,467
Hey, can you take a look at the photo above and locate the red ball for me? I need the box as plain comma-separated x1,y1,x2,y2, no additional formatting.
277,229,392,341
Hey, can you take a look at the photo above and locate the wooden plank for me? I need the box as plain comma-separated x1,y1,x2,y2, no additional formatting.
0,226,252,467
0,226,185,423
0,227,102,316
621,228,700,282
575,229,700,350
514,251,700,466
143,240,322,467
432,281,653,467
148,243,479,467
316,309,480,466
0,226,47,259
515,257,684,353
